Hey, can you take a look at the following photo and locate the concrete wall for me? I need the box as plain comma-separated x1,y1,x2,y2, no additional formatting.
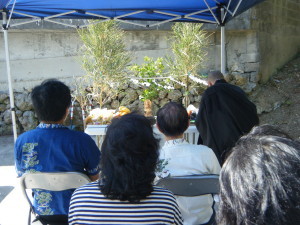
251,0,300,82
0,30,174,91
0,28,257,92
1,0,299,91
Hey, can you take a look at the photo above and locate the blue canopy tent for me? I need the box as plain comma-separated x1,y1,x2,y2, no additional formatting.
1,0,265,140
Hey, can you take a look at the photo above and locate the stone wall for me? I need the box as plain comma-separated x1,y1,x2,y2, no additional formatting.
0,83,205,135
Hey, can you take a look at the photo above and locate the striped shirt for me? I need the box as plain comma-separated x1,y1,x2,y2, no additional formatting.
69,182,183,225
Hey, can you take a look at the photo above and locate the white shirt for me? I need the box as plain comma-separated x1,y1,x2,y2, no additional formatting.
156,138,221,225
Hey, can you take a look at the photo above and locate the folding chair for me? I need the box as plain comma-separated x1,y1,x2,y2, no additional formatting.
156,174,219,225
20,172,91,225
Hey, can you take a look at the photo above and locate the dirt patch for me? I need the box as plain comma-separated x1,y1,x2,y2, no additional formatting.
250,56,300,140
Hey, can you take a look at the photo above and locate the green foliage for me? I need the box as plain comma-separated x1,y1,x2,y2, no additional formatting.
130,57,167,101
166,23,209,78
77,20,132,108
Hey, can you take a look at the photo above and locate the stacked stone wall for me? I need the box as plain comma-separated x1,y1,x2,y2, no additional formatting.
0,84,205,135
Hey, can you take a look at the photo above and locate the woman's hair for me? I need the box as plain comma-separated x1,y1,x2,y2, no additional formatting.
249,124,292,139
218,131,300,225
100,113,160,203
156,102,189,137
31,79,71,122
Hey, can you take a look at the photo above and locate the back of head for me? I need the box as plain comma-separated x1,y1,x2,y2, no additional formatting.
31,79,71,122
100,113,160,203
156,102,189,137
218,132,300,225
249,124,292,139
207,71,224,85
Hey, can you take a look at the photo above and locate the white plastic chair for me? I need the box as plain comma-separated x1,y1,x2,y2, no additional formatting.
156,174,219,225
20,172,91,225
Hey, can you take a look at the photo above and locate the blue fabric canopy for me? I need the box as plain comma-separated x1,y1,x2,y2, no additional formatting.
1,0,265,28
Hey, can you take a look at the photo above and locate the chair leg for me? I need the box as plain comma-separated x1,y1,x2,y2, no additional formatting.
28,208,32,225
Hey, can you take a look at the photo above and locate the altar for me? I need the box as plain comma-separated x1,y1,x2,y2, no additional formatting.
85,124,200,148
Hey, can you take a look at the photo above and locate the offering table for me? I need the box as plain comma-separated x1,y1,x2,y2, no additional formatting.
85,124,200,148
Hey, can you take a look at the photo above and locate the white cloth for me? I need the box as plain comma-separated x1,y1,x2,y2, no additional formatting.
156,138,221,225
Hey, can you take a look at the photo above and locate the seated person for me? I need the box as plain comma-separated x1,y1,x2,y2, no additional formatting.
218,125,300,225
14,79,100,225
156,102,221,225
69,114,183,225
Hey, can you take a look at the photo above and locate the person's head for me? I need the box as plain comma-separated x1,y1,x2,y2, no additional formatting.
249,124,292,139
100,113,160,203
207,70,224,86
218,133,300,225
31,79,71,122
156,102,189,138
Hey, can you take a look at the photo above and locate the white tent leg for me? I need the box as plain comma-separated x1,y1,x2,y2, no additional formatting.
2,12,18,142
220,7,226,74
221,25,226,74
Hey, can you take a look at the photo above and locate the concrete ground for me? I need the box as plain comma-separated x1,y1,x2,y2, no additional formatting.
0,135,29,225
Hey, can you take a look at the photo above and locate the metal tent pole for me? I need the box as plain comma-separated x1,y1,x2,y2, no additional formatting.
220,8,226,74
2,12,18,142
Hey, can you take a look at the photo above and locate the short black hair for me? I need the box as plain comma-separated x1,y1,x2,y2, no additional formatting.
218,133,300,225
31,79,71,122
156,102,189,137
100,113,160,203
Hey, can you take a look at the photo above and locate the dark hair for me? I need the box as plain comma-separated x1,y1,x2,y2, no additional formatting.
156,102,189,137
100,113,160,203
218,133,300,225
31,79,71,122
249,124,292,139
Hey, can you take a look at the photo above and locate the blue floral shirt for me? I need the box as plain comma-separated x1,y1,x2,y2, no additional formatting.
15,123,101,216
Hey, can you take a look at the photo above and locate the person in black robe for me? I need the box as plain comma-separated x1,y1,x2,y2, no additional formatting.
195,71,259,165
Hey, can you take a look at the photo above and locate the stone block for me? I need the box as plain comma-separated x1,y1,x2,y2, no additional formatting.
250,72,259,82
167,90,182,102
242,82,257,94
19,111,38,131
194,95,202,103
159,98,170,107
189,87,199,96
240,53,260,63
0,104,6,112
127,100,144,113
3,110,12,124
0,92,8,103
158,90,168,99
245,62,260,72
233,73,250,86
230,63,245,73
120,88,138,106
111,100,120,109
15,93,33,111
246,32,258,52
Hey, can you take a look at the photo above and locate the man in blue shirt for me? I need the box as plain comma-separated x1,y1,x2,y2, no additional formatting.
15,79,100,224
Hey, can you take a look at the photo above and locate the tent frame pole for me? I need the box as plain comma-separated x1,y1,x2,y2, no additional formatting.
220,8,226,74
2,12,18,142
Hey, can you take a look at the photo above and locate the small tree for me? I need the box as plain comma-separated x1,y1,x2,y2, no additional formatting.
166,23,209,107
78,20,132,108
130,57,169,116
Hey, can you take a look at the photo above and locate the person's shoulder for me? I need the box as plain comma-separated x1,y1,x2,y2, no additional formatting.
74,181,99,194
188,144,217,157
152,186,177,199
65,129,94,141
16,128,39,142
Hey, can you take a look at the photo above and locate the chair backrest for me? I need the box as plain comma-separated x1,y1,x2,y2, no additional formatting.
156,174,219,196
20,172,91,214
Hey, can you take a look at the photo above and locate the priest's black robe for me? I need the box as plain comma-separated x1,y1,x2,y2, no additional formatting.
195,79,259,164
